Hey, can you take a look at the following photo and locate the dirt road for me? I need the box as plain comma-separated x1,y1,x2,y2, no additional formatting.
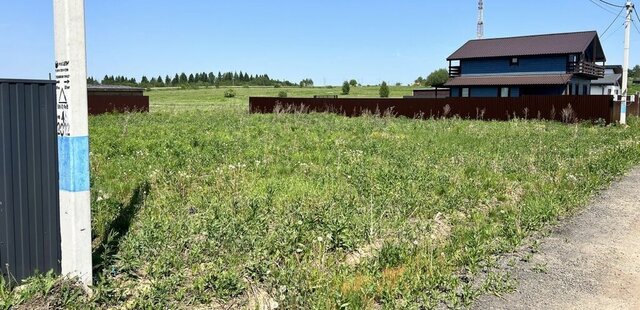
473,168,640,310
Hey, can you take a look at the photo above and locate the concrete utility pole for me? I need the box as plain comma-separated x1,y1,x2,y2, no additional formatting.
621,1,634,125
53,0,92,286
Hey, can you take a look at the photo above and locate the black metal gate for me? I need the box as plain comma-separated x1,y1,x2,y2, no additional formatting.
0,79,61,284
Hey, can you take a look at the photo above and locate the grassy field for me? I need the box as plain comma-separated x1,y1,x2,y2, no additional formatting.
3,87,640,309
145,85,414,113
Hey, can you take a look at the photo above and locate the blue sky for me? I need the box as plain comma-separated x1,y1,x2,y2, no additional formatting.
2,0,639,85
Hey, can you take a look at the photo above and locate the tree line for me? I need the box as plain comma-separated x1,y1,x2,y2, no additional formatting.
88,71,313,88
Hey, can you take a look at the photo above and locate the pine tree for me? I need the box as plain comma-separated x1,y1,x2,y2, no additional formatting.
173,74,180,86
179,73,188,84
165,75,171,86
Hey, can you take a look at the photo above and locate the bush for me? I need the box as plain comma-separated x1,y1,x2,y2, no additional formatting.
274,84,282,88
278,91,288,98
342,81,351,95
379,81,390,98
224,89,236,98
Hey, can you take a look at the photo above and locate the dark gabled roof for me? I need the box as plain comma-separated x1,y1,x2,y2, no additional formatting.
604,65,623,74
447,31,606,61
444,74,573,87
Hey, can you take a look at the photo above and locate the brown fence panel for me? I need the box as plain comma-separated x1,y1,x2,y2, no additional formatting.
623,96,639,117
88,95,149,115
250,95,614,123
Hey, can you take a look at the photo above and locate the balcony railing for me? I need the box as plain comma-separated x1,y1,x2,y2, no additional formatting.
568,61,605,78
449,66,461,78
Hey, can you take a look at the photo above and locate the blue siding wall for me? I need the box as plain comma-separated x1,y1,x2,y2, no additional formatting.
461,56,567,75
510,87,520,97
451,87,520,97
450,87,461,97
471,87,498,97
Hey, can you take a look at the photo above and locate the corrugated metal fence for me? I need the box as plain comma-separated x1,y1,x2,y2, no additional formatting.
0,79,61,284
88,95,149,115
250,95,616,123
612,96,640,121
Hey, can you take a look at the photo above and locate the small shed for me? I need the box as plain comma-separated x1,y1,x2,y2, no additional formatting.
87,84,149,115
408,87,450,99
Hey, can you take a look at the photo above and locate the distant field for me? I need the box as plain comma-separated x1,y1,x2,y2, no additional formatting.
146,86,414,112
3,88,640,309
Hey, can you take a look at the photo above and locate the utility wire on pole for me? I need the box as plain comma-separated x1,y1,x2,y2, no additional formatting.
633,19,640,34
634,8,640,34
589,0,620,15
600,0,626,8
601,7,626,37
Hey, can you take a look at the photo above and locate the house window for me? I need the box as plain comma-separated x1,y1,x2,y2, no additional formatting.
583,85,588,95
569,55,578,63
510,57,519,66
462,88,470,97
500,87,509,97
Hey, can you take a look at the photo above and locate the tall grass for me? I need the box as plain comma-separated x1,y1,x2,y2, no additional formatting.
3,91,640,308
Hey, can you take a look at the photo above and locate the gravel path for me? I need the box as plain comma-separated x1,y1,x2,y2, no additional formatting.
473,168,640,310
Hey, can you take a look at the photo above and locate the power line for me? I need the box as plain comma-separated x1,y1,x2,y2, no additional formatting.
633,20,640,35
588,0,619,14
599,0,626,8
602,21,626,41
601,7,626,37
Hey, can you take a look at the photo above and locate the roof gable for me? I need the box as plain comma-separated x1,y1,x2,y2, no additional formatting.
448,31,606,61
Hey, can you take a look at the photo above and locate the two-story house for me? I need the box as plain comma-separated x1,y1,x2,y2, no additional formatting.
445,31,606,97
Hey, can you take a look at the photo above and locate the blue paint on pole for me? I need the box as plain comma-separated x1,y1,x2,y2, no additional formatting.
58,136,90,192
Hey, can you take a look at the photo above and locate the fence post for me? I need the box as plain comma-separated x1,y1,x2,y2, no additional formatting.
53,0,92,286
